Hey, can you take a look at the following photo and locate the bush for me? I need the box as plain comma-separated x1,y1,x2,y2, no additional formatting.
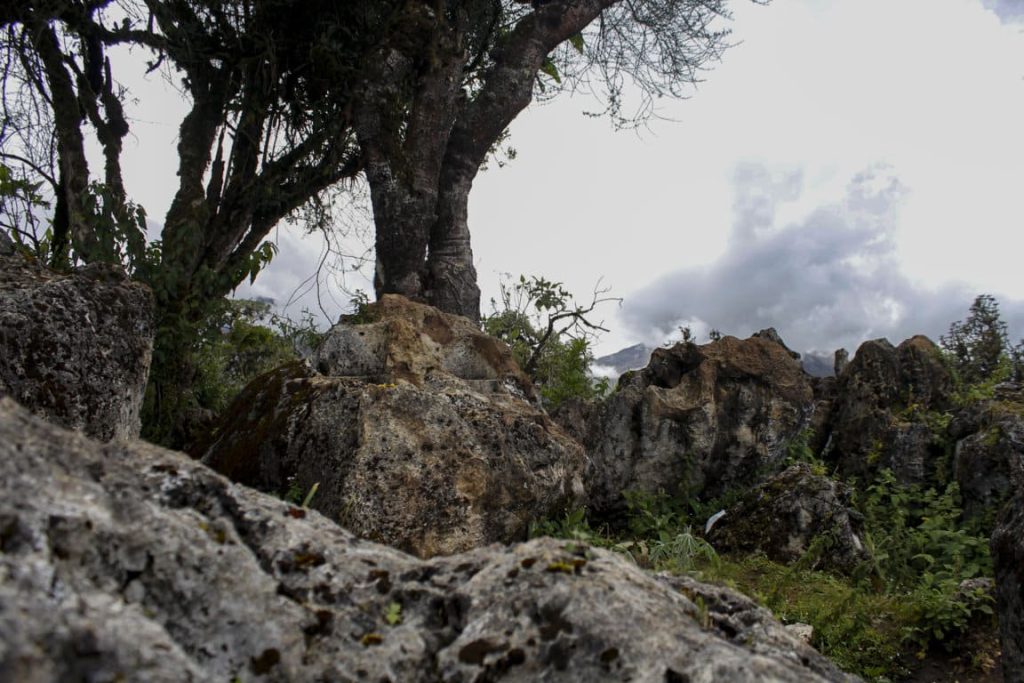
482,274,615,408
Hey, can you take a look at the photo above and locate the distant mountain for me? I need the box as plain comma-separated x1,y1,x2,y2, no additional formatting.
596,342,837,378
800,352,835,378
594,343,656,374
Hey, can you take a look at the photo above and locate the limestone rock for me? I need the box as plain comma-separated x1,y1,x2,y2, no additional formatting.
0,398,856,682
992,488,1024,683
313,294,535,400
834,349,849,376
0,254,153,441
585,334,814,517
954,404,1024,527
200,297,585,558
822,336,950,484
753,327,801,359
706,464,871,574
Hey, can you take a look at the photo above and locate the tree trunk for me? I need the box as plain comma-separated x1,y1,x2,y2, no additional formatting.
426,154,480,320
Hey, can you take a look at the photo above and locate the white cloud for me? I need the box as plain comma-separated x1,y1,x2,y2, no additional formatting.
619,162,1024,354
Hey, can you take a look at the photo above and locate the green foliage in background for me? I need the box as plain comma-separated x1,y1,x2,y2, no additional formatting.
142,298,324,446
483,274,615,408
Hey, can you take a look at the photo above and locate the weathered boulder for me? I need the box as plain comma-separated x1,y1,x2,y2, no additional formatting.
584,334,814,517
954,405,1024,526
0,254,153,441
992,486,1024,683
822,336,951,484
705,464,871,574
312,293,535,399
0,398,856,682
200,296,585,558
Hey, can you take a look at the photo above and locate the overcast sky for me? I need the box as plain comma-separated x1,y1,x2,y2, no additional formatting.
113,0,1024,357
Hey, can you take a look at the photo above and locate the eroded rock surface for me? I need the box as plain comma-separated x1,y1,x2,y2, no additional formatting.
950,387,1024,528
200,296,584,558
584,334,814,517
821,336,951,484
0,254,153,441
705,464,871,574
992,486,1024,683
0,399,856,682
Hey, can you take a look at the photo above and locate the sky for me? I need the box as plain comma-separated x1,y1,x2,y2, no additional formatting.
110,0,1024,358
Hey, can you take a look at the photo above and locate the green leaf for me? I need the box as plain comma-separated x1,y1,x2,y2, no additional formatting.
540,58,561,84
569,33,585,54
384,602,402,626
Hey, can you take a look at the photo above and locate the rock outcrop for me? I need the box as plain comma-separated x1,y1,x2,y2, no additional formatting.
949,385,1024,527
821,336,951,484
992,486,1024,683
0,254,154,441
0,398,856,682
705,464,871,575
200,296,585,558
584,334,814,517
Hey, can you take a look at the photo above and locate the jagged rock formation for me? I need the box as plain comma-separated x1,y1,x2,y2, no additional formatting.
705,464,871,575
992,485,1024,683
950,383,1024,527
200,296,585,558
0,254,153,441
0,399,857,682
583,333,813,517
820,336,951,484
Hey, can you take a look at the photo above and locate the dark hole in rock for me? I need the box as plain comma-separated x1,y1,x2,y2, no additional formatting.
250,648,281,675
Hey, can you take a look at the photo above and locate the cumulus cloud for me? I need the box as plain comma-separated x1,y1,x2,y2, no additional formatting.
981,0,1024,23
621,163,1024,355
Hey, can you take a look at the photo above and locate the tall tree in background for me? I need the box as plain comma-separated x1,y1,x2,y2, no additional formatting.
356,0,740,319
2,0,746,443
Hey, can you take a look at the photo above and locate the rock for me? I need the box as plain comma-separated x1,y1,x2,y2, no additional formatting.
992,488,1024,683
705,464,871,575
896,335,952,410
0,398,856,682
954,403,1024,527
785,623,815,645
822,336,951,484
200,297,585,558
834,349,849,376
0,254,154,441
313,294,535,400
0,230,14,256
585,334,814,517
753,327,802,359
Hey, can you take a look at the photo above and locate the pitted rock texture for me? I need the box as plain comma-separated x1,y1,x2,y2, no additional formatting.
0,254,153,441
0,399,856,682
200,297,585,558
313,293,535,399
949,389,1024,529
992,487,1024,683
705,464,871,575
584,334,814,518
821,336,951,484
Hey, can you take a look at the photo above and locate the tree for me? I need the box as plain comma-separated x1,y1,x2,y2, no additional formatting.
941,294,1011,386
483,274,616,407
354,0,742,319
2,0,746,443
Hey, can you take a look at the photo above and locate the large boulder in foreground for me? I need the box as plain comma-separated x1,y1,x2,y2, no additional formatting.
0,398,856,682
584,333,814,517
706,464,871,575
200,296,584,558
0,254,153,441
993,486,1024,683
822,336,951,484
